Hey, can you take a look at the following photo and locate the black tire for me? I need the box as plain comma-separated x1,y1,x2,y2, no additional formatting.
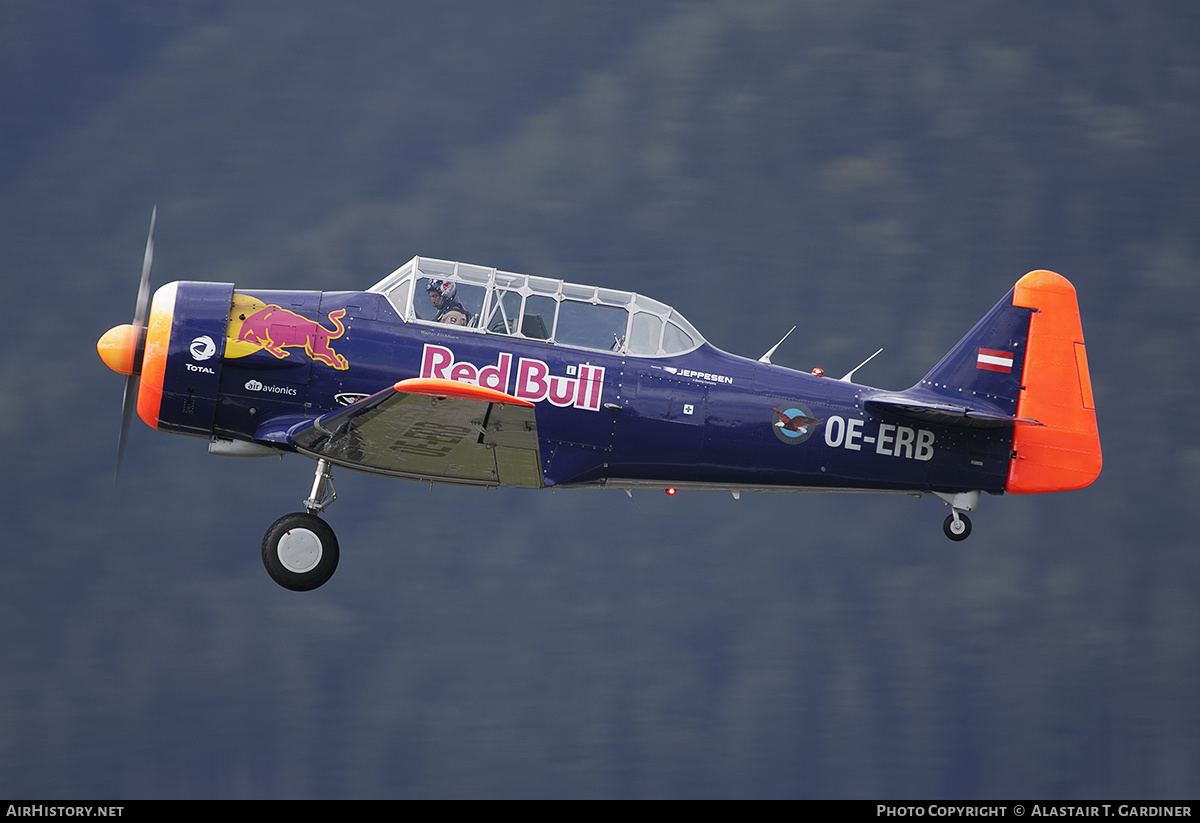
943,513,972,542
262,512,340,591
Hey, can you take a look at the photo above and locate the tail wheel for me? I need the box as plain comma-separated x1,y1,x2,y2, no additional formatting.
262,512,340,591
943,513,972,542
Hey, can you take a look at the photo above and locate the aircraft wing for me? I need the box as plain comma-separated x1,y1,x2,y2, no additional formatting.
287,378,543,488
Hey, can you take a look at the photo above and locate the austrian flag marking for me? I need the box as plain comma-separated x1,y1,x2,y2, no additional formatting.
976,347,1014,373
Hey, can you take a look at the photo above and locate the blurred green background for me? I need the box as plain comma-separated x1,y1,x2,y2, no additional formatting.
2,0,1197,798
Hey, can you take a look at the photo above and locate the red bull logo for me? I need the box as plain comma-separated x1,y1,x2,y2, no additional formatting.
225,294,349,370
420,343,605,411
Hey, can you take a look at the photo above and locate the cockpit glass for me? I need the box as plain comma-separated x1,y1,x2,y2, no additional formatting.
369,257,703,356
629,312,663,355
521,295,555,340
555,300,628,352
484,288,523,334
662,320,696,354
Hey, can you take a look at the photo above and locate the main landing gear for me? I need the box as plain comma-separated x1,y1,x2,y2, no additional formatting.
262,459,340,591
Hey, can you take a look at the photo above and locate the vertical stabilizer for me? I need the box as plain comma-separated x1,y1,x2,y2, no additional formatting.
915,284,1034,418
1005,270,1102,493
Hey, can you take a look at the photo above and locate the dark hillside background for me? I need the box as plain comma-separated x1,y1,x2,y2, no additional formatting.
2,0,1197,798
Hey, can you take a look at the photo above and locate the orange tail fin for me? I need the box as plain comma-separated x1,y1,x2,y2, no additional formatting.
1005,270,1102,494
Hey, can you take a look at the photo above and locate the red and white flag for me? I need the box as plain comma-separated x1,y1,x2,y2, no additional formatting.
977,347,1014,373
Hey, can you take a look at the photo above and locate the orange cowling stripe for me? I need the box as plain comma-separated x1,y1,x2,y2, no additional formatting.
136,282,178,430
1005,271,1102,494
394,377,535,407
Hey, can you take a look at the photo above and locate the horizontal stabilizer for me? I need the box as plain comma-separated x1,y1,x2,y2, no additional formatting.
865,393,1030,429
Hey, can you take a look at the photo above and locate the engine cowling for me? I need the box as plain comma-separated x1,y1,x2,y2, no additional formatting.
98,281,234,438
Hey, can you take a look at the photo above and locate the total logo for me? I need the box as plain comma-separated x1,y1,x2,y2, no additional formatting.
190,335,216,361
244,379,298,397
420,343,605,412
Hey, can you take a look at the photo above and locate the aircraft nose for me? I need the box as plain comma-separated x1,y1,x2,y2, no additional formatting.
97,324,137,375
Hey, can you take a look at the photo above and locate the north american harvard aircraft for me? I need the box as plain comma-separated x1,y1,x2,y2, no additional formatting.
98,212,1101,590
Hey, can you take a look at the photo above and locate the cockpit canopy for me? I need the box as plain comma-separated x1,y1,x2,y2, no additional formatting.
369,256,705,357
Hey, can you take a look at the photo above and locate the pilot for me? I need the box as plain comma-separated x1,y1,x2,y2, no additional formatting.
426,279,470,326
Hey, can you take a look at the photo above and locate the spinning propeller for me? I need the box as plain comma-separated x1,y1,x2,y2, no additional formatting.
96,207,156,480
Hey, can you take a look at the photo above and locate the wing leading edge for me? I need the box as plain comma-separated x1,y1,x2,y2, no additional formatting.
288,378,543,488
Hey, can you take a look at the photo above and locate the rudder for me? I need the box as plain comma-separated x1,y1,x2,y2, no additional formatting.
1005,270,1101,493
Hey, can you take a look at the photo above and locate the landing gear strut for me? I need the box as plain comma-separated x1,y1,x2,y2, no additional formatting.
262,459,341,591
304,458,337,515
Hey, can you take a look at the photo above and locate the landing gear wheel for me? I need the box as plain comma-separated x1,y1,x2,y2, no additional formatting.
262,512,340,591
943,513,972,542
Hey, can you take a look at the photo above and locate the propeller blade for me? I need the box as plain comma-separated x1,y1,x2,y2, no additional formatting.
116,373,138,482
115,206,157,482
133,205,156,330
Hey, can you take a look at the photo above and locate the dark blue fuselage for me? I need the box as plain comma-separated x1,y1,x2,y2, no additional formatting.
177,288,1011,495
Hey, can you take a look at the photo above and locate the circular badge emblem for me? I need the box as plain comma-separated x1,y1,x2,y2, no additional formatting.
190,335,216,361
772,403,824,444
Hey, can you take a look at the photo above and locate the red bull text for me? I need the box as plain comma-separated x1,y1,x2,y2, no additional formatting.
420,344,605,411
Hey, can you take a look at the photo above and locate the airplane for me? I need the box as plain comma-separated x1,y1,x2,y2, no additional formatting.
97,212,1101,590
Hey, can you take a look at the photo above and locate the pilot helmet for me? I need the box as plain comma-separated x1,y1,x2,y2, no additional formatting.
426,279,457,302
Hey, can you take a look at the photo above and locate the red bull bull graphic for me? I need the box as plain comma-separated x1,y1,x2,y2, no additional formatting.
225,294,349,370
419,343,605,411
